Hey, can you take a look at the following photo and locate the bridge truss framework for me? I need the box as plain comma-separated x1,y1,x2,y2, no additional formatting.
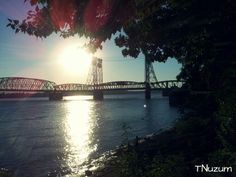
0,77,184,92
0,57,184,99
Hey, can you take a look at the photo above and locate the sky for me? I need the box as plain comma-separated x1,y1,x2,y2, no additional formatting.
0,0,181,85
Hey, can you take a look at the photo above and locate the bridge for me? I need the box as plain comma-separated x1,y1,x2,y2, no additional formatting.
0,57,184,100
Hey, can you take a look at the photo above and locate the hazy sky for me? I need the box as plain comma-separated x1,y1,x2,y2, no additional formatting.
0,0,181,84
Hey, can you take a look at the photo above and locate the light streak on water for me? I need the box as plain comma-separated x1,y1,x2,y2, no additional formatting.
64,99,97,174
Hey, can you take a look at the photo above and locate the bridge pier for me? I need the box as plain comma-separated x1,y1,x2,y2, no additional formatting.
49,92,63,101
145,83,151,99
93,90,103,100
162,89,172,96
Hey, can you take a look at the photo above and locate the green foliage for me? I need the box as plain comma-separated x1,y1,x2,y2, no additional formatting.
208,148,236,167
7,0,236,92
0,168,12,177
175,115,210,135
113,150,142,177
148,155,188,177
216,92,236,149
6,1,236,176
109,151,190,177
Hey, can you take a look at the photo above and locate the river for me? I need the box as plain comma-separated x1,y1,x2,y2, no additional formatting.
0,92,179,177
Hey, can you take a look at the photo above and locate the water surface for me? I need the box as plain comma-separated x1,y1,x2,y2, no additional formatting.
0,92,179,176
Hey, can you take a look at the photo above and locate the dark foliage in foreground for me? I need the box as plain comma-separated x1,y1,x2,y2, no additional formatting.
90,0,236,175
90,92,235,177
7,0,236,176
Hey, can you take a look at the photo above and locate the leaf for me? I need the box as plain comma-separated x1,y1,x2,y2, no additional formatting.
30,0,38,6
15,29,20,33
27,28,33,35
13,20,19,25
35,6,39,12
7,18,12,22
10,24,15,30
6,23,11,27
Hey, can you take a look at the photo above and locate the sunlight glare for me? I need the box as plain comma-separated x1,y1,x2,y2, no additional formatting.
64,95,93,101
58,45,92,77
64,100,97,173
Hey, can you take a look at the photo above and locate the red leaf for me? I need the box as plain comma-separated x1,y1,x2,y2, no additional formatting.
35,6,39,12
30,0,38,5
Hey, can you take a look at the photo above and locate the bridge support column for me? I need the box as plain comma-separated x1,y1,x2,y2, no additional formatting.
49,92,63,101
162,89,171,96
145,83,151,99
144,55,157,100
93,90,103,100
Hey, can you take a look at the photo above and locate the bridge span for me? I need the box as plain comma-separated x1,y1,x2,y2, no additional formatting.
0,77,184,100
0,57,186,100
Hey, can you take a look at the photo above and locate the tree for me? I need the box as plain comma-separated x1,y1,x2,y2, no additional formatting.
7,1,236,176
114,0,236,90
8,0,235,90
7,0,136,51
7,0,236,115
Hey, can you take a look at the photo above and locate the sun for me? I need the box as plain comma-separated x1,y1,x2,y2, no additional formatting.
58,45,92,77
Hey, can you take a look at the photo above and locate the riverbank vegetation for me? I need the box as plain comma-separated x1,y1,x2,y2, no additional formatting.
8,0,236,176
86,91,235,177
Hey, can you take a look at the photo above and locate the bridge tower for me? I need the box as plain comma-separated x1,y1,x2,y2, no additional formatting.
87,57,104,100
145,56,158,99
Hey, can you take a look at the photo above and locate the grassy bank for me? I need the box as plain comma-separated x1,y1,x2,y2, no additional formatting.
83,92,236,177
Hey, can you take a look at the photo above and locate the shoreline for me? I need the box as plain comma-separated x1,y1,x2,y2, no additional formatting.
79,128,176,177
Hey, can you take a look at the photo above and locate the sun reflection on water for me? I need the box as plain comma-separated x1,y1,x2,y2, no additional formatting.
64,99,97,174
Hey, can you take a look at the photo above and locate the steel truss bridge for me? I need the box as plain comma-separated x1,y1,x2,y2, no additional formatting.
0,77,184,92
0,57,184,100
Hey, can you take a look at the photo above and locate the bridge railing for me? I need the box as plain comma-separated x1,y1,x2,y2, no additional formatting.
0,77,185,92
151,80,185,89
0,77,56,91
54,80,185,91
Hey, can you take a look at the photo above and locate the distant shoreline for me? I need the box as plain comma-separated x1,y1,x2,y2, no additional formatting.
0,90,162,99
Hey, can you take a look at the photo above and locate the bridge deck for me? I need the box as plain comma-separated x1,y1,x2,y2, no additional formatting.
0,77,184,92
